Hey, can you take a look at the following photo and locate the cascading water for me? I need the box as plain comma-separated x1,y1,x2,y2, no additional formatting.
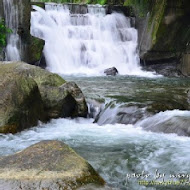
3,0,22,61
31,3,154,76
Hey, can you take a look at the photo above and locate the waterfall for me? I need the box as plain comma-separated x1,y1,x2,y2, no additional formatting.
3,0,22,61
31,3,154,76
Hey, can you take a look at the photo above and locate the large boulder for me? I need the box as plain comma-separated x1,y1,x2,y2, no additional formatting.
0,69,45,133
0,62,88,133
0,140,105,190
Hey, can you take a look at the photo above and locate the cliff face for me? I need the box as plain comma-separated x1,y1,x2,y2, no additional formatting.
0,1,4,19
1,0,44,64
126,0,190,75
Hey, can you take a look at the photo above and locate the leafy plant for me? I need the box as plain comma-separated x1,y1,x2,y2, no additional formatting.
0,19,12,52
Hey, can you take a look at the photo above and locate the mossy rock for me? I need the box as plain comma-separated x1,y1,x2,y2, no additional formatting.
0,62,88,133
27,36,45,64
0,70,45,133
0,140,105,190
131,0,190,63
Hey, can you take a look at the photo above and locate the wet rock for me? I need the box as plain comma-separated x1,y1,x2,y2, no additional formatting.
179,52,190,76
27,36,45,65
104,67,118,76
61,82,88,117
132,0,190,70
0,140,105,190
31,2,45,10
142,61,183,77
137,110,190,137
95,102,147,125
0,62,88,133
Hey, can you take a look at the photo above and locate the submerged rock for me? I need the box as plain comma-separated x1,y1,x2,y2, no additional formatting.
104,67,118,76
0,140,105,190
0,62,88,133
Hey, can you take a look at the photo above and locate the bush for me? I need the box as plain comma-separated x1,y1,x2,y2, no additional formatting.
0,19,11,52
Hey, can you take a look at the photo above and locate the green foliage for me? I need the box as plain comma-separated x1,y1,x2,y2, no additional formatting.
0,19,11,52
124,0,151,17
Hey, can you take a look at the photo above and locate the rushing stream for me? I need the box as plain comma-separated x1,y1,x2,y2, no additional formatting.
1,2,190,190
1,76,190,190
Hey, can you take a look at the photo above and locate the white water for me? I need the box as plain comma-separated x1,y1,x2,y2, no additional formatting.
3,0,22,61
137,110,190,136
1,110,190,189
31,3,155,77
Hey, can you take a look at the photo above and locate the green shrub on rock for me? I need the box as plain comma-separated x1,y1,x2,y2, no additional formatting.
0,19,11,52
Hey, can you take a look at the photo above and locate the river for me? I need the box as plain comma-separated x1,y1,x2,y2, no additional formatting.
1,76,190,190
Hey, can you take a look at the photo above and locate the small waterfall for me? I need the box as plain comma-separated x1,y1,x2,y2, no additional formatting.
3,0,22,61
31,3,152,76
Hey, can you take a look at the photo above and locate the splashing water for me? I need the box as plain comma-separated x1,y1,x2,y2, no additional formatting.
31,3,155,77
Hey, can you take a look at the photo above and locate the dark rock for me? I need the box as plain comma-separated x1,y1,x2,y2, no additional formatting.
142,60,183,77
31,2,45,10
27,36,45,65
104,67,118,76
95,104,147,125
107,5,134,17
61,82,88,117
132,0,190,70
179,52,190,76
0,140,105,190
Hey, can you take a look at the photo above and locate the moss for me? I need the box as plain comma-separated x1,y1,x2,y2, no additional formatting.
124,0,151,17
148,0,166,45
28,36,45,63
0,124,18,134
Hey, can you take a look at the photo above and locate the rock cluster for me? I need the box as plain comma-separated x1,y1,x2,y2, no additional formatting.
0,62,88,134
